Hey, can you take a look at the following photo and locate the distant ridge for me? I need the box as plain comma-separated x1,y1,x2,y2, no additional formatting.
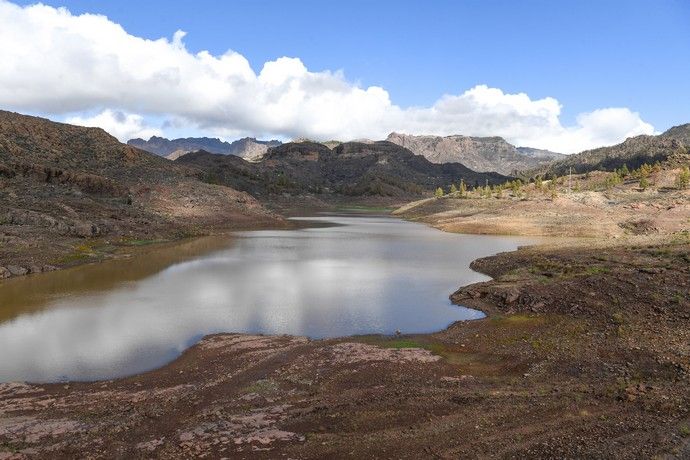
128,136,282,162
176,140,509,198
386,132,564,175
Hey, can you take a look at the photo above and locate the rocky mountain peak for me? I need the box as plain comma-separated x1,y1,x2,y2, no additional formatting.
385,132,563,175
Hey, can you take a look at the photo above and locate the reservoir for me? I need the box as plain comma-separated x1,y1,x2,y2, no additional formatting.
0,214,533,382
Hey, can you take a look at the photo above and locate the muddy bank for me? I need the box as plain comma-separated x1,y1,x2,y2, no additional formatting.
0,215,293,282
0,239,688,459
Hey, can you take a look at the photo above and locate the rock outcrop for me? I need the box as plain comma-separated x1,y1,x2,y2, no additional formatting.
386,132,563,175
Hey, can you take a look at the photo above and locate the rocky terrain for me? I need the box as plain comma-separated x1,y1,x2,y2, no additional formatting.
524,124,690,178
0,111,282,279
2,109,690,458
176,140,509,199
128,136,282,162
396,163,690,238
386,132,563,175
0,238,687,459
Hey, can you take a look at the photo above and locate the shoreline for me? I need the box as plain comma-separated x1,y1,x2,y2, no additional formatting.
0,212,688,458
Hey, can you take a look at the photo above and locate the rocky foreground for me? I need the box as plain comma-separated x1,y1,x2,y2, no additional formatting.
0,239,687,459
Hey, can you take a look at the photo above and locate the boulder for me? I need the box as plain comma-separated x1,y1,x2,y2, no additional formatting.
6,265,28,276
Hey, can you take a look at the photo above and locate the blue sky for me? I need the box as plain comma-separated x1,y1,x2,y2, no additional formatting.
3,0,689,151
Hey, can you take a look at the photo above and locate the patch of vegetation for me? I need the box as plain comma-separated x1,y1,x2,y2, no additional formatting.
56,241,98,264
361,337,445,355
119,238,168,246
490,314,543,325
243,378,279,394
680,424,690,438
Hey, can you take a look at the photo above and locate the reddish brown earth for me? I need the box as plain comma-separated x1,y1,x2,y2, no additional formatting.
0,241,688,459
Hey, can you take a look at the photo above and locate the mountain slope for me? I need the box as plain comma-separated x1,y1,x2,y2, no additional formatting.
660,123,690,145
524,127,690,178
128,136,282,161
386,132,564,175
0,110,279,275
176,140,509,198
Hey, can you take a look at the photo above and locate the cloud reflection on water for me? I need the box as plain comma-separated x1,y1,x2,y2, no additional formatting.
0,215,533,382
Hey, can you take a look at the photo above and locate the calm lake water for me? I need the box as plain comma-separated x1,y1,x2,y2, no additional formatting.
0,214,533,383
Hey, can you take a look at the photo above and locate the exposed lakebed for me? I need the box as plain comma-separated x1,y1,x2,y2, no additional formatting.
0,214,533,382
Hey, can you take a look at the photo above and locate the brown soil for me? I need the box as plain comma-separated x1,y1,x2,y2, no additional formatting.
394,169,690,238
0,238,688,459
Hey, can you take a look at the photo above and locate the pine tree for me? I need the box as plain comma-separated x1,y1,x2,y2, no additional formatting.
534,176,543,190
639,176,649,190
435,187,444,198
459,179,467,197
677,166,690,189
450,183,458,194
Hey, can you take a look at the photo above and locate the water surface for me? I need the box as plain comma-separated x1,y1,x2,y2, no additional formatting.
0,214,533,382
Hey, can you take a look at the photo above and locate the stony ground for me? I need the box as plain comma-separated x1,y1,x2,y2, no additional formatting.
0,239,688,459
395,169,690,238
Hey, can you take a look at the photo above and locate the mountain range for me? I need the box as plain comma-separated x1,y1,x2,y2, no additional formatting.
176,141,508,198
2,108,689,276
128,136,282,162
129,133,563,175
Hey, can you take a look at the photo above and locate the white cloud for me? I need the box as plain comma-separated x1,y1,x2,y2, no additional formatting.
0,1,655,153
66,110,161,141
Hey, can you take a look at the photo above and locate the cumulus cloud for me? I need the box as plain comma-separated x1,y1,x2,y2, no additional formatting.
66,110,161,141
0,1,654,152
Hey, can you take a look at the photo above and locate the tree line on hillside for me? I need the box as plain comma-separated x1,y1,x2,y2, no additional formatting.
434,163,690,200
